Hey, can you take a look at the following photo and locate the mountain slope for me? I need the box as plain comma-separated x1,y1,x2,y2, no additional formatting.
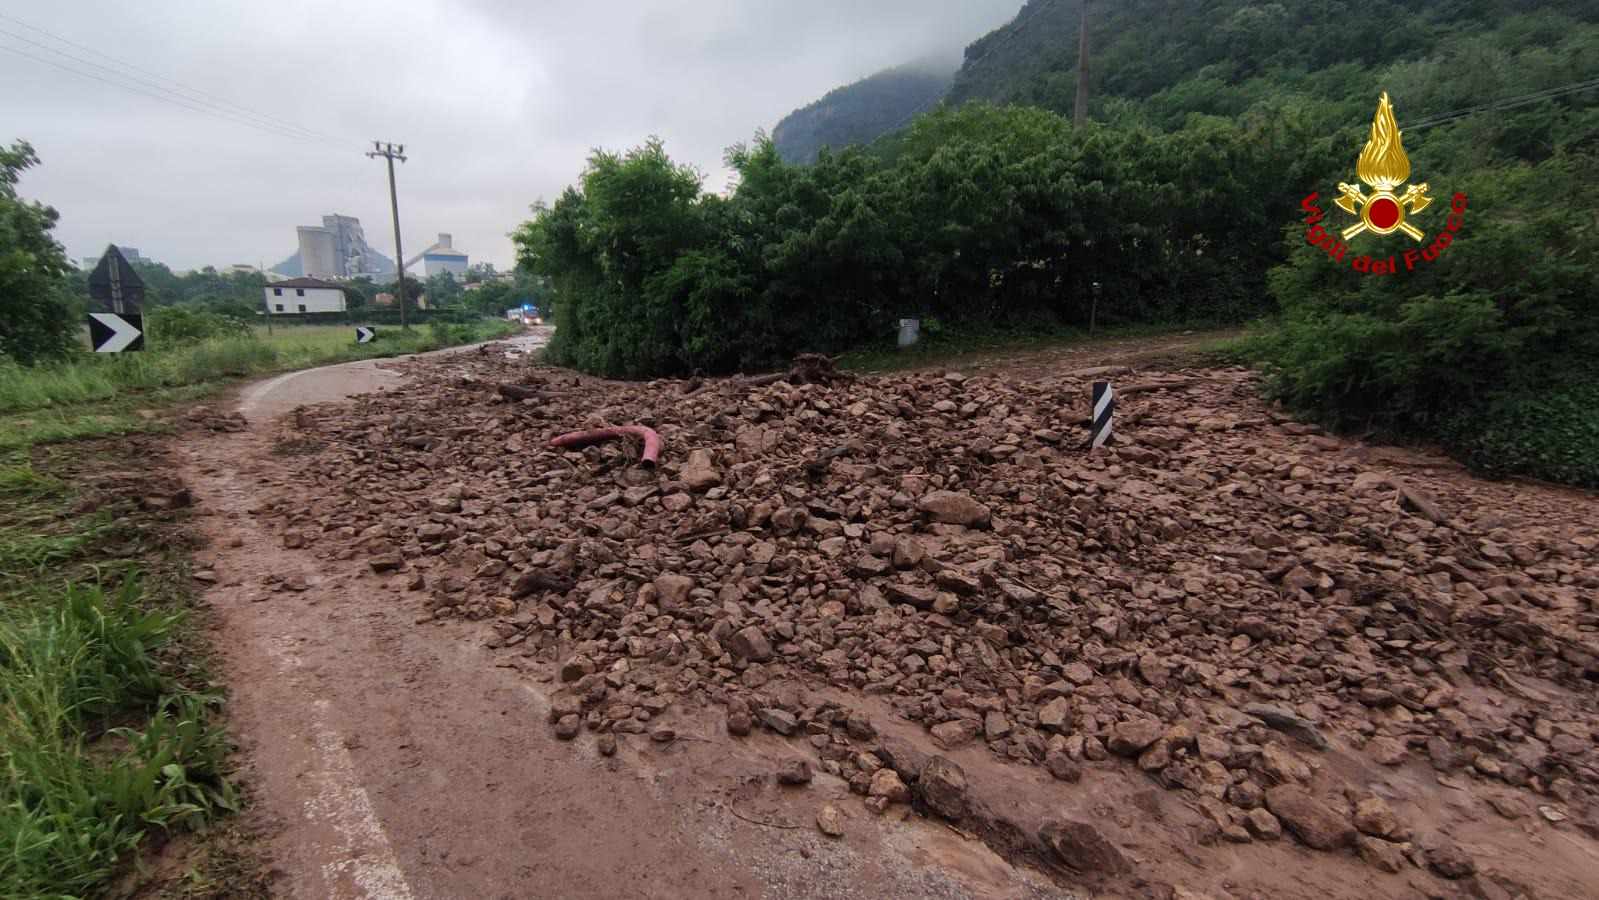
772,62,955,165
947,0,1599,126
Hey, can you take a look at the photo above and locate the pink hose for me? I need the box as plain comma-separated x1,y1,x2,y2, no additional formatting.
549,425,661,468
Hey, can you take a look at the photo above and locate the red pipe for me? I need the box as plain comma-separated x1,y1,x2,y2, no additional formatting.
548,425,661,468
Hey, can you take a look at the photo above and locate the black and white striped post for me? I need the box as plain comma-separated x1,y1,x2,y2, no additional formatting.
1090,381,1115,449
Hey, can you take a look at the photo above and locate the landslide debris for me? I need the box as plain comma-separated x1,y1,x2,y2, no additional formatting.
257,349,1599,892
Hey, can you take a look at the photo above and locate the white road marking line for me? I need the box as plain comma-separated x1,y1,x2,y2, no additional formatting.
261,638,415,899
304,700,416,900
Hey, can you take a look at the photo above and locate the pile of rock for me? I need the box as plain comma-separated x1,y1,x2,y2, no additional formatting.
258,350,1599,881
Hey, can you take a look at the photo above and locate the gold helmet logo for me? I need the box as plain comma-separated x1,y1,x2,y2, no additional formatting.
1335,93,1432,241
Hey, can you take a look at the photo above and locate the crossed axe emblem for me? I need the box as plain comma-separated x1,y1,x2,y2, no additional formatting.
1335,181,1432,241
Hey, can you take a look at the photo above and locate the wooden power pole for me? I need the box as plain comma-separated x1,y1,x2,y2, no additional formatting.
367,141,409,330
1074,0,1091,126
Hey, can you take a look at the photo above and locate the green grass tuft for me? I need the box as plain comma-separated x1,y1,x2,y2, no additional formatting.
0,580,236,899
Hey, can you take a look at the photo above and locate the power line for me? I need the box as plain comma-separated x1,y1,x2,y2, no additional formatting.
1407,76,1599,130
0,43,345,149
0,30,345,147
0,23,352,148
0,11,346,145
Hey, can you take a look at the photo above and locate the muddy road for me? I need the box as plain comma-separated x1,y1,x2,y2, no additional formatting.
178,329,1599,899
182,330,1059,900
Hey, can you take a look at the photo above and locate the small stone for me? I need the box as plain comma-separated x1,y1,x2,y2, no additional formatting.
930,718,980,750
680,449,722,492
1423,838,1476,879
1045,750,1082,783
726,625,773,662
1227,780,1265,810
1246,808,1282,840
597,733,618,756
757,708,798,736
885,583,937,610
653,573,695,609
1108,719,1164,756
778,759,813,786
1353,797,1404,840
1356,835,1406,874
726,709,752,737
816,804,844,838
852,554,892,577
560,656,594,682
917,490,991,527
554,714,581,740
1243,703,1329,751
548,694,582,724
1259,743,1312,783
1222,824,1253,843
368,554,403,573
1038,697,1071,732
983,710,1012,741
1266,786,1355,850
650,727,675,743
1368,736,1408,766
869,768,911,804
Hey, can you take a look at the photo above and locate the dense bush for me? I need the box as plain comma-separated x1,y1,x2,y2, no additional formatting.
146,307,253,347
1253,147,1598,484
516,106,1334,378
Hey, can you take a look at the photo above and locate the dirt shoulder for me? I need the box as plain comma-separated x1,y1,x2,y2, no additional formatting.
179,336,1598,899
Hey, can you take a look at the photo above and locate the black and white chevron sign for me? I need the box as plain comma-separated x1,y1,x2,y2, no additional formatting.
88,313,144,353
355,326,376,344
1090,381,1115,449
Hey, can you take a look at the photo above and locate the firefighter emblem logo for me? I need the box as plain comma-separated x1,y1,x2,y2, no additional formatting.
1335,92,1431,241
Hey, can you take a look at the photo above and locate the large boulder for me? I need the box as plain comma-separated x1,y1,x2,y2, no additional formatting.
1038,820,1130,875
918,756,967,820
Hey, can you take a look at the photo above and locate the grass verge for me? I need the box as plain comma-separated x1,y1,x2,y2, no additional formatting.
0,429,259,899
1,318,519,414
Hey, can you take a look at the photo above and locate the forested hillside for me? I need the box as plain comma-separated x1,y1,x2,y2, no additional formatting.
772,62,955,165
949,0,1599,123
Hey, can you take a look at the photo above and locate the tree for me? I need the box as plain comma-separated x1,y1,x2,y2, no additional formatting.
381,275,425,311
424,271,464,308
344,276,375,310
463,279,513,317
0,141,78,365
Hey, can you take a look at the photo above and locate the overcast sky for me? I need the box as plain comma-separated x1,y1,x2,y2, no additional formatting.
2,1,1021,272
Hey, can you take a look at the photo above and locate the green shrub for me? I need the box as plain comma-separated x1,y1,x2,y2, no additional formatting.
146,306,253,347
1442,370,1599,488
1253,149,1598,485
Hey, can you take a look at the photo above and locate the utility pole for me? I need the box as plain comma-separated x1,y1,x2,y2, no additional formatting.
367,141,409,330
1074,0,1091,126
259,258,272,336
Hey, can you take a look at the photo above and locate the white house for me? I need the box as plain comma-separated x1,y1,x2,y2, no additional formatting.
265,277,347,314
